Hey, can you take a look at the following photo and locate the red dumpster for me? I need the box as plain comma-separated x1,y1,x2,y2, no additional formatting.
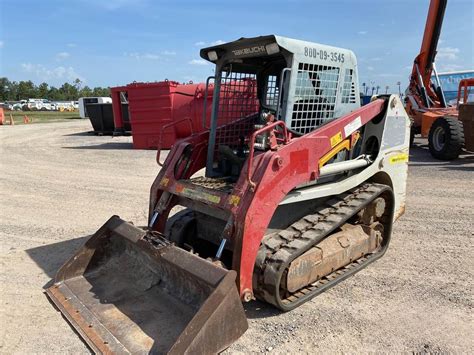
111,79,257,150
111,81,213,149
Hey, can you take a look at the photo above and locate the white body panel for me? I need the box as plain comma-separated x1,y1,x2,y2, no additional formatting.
281,95,410,222
273,36,360,133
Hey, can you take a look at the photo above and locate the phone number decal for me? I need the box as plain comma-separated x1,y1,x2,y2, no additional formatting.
304,47,345,63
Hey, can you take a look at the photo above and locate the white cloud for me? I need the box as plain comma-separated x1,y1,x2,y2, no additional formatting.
210,40,225,46
194,40,226,47
162,50,176,56
56,52,70,61
0,41,4,49
188,59,209,66
125,52,160,60
21,63,84,82
67,43,77,48
437,63,463,72
357,31,368,35
367,66,375,71
437,47,460,61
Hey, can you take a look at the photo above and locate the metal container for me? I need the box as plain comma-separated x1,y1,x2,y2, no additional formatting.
87,103,131,135
111,81,213,149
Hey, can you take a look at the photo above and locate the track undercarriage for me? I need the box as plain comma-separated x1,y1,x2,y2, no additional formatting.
168,182,394,311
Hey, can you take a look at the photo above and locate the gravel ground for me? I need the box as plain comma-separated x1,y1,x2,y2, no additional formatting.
1,120,473,354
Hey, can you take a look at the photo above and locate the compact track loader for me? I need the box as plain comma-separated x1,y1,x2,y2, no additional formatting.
47,35,410,354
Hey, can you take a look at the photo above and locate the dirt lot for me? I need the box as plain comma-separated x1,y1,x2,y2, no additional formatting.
1,120,473,354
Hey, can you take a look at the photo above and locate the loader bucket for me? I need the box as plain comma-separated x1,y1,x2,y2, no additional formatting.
46,216,248,354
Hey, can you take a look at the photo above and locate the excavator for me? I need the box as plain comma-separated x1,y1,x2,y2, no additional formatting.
46,35,410,353
405,0,473,160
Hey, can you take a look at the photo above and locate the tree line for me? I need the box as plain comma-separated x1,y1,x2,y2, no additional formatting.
0,77,110,102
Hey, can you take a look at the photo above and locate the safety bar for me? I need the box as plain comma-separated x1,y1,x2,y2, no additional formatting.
202,76,215,129
276,68,291,120
156,117,195,166
457,78,474,106
247,121,289,189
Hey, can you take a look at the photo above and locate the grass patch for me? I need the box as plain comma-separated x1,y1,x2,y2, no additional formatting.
3,111,81,125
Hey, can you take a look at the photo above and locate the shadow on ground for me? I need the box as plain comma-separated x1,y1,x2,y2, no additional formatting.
25,236,88,288
62,142,134,150
63,131,96,137
244,299,281,319
409,139,474,170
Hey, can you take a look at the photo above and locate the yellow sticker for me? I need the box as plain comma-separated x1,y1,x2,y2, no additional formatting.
330,132,343,147
228,195,241,207
160,177,170,186
181,187,221,204
389,153,409,164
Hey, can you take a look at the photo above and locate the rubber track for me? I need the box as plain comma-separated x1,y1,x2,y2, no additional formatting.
253,182,394,311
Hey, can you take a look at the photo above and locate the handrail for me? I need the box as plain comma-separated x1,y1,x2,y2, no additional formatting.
156,117,194,166
457,78,474,106
202,76,215,129
276,68,291,120
247,121,289,190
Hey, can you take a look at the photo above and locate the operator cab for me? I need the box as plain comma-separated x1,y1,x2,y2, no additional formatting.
200,35,360,179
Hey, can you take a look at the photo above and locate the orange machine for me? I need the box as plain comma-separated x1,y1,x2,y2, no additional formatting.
405,0,471,160
457,78,474,152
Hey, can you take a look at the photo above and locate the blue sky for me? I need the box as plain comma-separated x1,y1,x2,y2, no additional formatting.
1,0,473,92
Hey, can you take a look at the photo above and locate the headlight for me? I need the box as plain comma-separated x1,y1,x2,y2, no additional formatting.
208,51,218,61
265,43,280,55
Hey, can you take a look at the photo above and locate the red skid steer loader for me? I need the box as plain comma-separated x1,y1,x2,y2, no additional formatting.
47,35,409,354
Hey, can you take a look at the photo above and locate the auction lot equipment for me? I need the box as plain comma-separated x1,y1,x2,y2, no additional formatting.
405,0,473,160
457,78,474,152
111,80,257,150
111,81,213,149
86,102,131,135
79,97,112,118
47,35,410,353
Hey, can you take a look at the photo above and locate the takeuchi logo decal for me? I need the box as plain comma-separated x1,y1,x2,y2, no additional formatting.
232,46,266,56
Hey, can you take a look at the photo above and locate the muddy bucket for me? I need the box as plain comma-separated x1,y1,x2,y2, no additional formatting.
46,216,248,354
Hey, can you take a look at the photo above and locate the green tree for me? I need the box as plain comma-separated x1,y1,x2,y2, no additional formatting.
17,80,37,99
0,77,114,101
79,85,93,97
0,77,10,101
92,87,110,97
48,86,61,100
59,82,78,100
6,81,19,101
38,82,49,98
73,78,82,91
